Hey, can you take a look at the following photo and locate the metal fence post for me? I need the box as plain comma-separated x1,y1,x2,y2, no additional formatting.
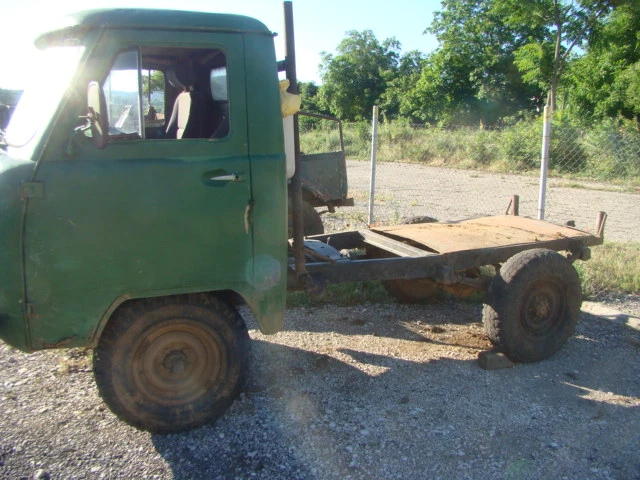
538,103,552,220
368,105,379,226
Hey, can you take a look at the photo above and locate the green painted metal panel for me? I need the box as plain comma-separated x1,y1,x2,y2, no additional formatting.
0,11,289,350
243,31,288,334
0,155,32,350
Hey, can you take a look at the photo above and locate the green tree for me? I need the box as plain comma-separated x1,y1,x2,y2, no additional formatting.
142,70,164,103
298,81,326,113
496,0,615,110
379,50,425,121
406,0,545,126
318,30,400,121
567,1,640,124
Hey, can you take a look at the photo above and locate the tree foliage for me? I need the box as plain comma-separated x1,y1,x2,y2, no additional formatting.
495,0,615,109
567,1,640,123
403,0,547,126
313,0,638,127
318,30,400,121
142,70,164,101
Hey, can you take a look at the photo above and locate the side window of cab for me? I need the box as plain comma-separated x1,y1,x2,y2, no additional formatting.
101,47,229,141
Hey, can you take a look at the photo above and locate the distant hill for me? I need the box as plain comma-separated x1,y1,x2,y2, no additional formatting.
0,89,22,107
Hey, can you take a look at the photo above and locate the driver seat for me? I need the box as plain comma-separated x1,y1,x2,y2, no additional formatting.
165,62,208,139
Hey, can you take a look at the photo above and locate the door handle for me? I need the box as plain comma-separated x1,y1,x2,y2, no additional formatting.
210,173,241,182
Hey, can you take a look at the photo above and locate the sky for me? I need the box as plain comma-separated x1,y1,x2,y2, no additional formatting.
0,0,442,90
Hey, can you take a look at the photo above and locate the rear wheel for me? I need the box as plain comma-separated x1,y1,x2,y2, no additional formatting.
482,249,582,362
93,295,249,432
288,198,324,237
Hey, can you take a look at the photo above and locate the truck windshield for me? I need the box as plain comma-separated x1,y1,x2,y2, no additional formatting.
5,45,85,149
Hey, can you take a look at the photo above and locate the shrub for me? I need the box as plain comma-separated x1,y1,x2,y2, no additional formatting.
582,120,640,181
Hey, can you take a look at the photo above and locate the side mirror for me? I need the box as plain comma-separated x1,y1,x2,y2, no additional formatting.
84,81,109,149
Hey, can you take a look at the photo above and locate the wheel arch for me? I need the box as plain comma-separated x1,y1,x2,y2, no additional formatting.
89,289,246,348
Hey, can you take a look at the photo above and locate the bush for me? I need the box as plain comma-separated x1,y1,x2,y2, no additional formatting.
550,122,588,174
498,120,540,172
298,118,640,186
582,120,640,181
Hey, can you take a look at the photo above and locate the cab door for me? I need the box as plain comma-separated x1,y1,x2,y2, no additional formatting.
23,33,252,347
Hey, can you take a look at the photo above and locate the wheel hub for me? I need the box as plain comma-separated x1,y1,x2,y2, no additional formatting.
530,294,552,320
131,321,225,405
162,350,190,375
522,282,563,336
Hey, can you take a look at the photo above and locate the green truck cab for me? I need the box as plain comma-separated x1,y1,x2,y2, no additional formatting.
1,8,289,431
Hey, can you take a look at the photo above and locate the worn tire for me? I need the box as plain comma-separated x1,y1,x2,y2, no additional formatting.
482,249,582,363
288,199,325,237
93,294,249,433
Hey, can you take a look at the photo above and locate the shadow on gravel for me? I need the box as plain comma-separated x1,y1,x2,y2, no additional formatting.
150,339,477,479
149,311,640,479
279,300,483,342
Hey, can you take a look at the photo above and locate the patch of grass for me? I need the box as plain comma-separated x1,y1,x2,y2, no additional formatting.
576,242,640,297
300,119,640,189
287,281,393,307
557,182,589,189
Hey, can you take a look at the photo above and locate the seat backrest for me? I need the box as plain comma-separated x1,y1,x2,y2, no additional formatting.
165,62,208,139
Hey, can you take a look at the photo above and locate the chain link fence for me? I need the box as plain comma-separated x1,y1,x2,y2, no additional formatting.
299,115,640,242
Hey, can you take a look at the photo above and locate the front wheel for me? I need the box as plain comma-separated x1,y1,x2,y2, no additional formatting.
482,249,582,363
93,295,249,432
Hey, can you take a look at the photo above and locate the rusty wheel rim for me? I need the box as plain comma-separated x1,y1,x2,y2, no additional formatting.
131,320,224,406
519,280,564,337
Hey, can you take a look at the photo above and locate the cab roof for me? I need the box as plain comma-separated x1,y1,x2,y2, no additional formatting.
36,8,273,46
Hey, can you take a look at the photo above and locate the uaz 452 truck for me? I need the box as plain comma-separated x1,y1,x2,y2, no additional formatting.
0,3,605,432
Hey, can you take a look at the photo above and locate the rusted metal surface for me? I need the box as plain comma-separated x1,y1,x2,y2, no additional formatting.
287,215,604,290
298,111,351,208
596,211,607,238
505,195,519,216
371,215,602,254
290,215,603,287
283,1,306,280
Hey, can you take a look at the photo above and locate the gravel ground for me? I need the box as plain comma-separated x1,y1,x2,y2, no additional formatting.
1,297,639,480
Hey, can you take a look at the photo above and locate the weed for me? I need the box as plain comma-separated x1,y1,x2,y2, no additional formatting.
575,242,640,297
56,348,92,375
287,281,393,308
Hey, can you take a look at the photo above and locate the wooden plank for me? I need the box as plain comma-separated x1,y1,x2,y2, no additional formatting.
360,230,435,257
